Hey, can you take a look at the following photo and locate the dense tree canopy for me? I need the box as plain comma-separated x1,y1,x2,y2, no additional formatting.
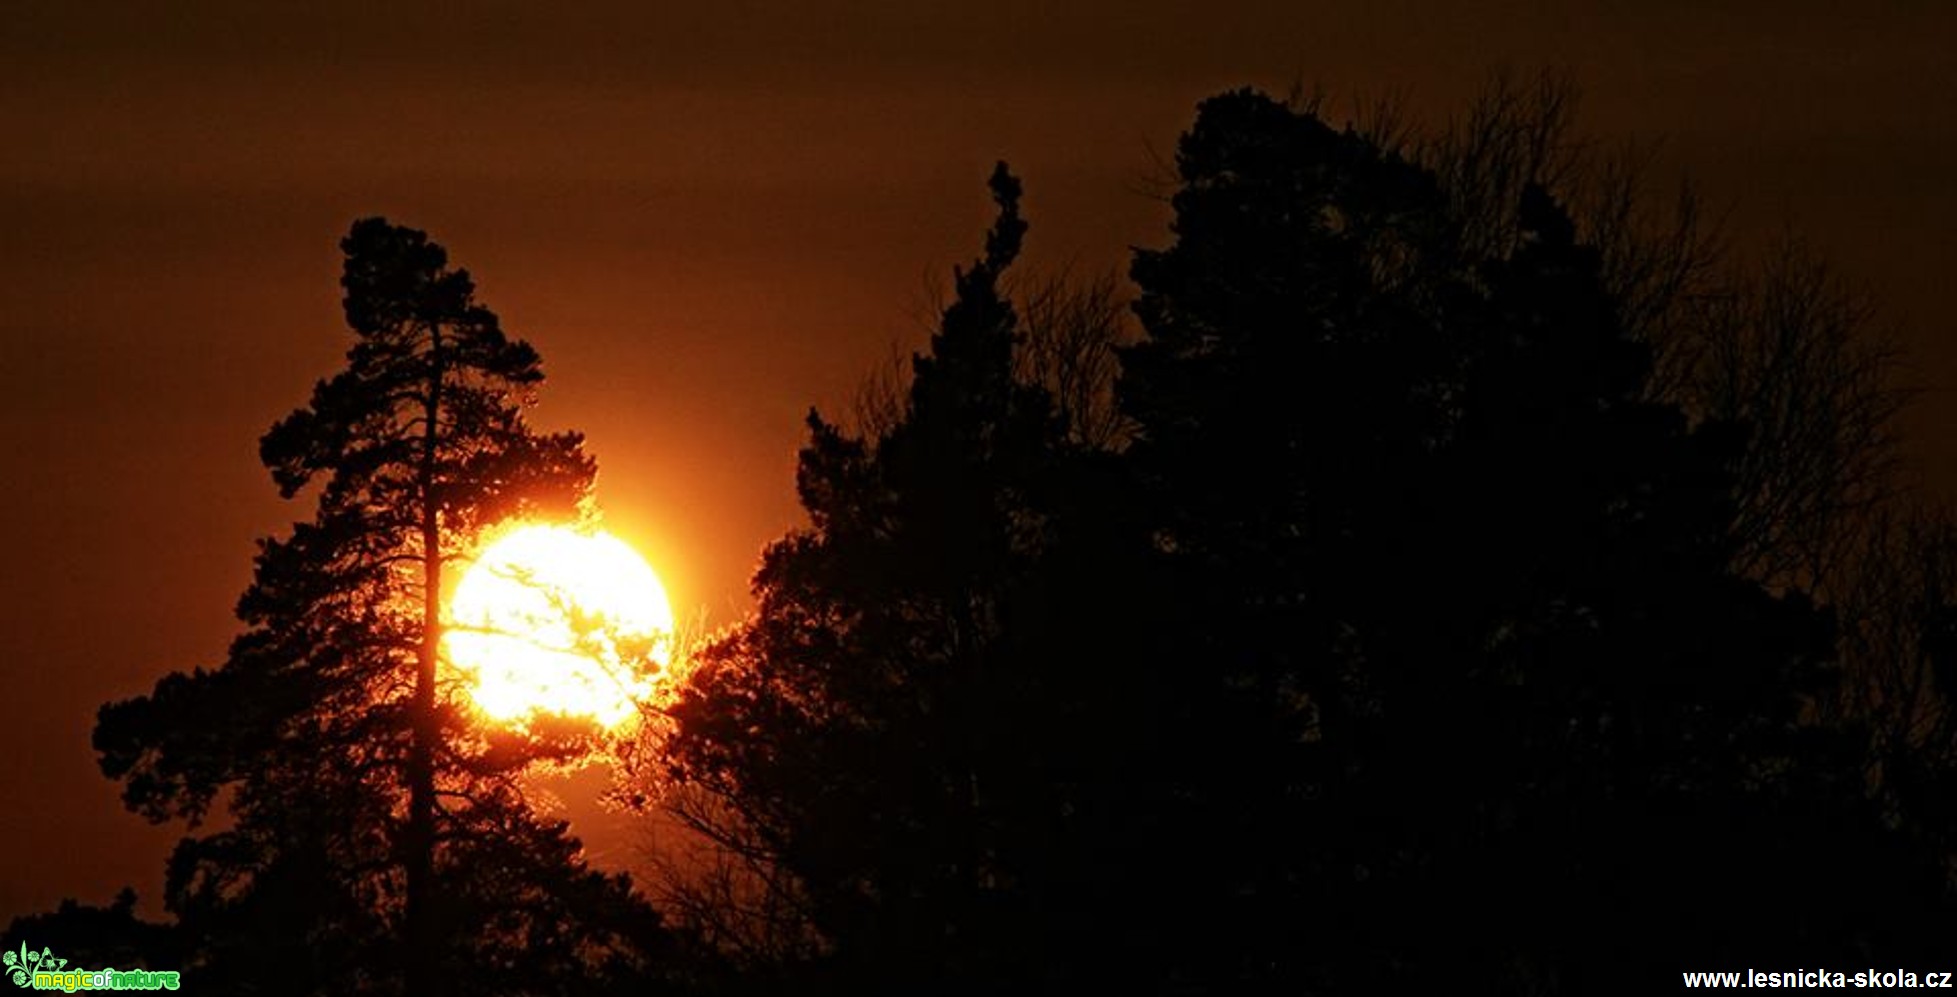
1118,89,1944,990
661,91,1955,994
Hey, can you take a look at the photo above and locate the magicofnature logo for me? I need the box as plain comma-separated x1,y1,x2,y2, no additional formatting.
4,944,179,992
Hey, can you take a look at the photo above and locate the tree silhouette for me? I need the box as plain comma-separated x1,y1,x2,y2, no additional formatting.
657,89,1955,996
1118,88,1948,991
660,165,1163,991
1370,73,1957,960
849,266,1135,451
91,219,666,995
3,890,180,976
1409,71,1906,600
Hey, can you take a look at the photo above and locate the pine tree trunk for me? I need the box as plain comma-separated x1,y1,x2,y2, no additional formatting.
406,327,444,997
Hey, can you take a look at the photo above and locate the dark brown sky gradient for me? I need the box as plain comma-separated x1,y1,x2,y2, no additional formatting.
3,1,1952,921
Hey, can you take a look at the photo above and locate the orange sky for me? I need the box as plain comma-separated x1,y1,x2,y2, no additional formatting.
3,1,1953,921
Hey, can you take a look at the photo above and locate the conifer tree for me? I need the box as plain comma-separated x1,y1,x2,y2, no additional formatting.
664,165,1123,989
1120,89,1943,990
94,219,664,995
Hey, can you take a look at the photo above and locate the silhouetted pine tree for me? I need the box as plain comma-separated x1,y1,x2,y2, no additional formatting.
91,219,668,996
665,165,1170,993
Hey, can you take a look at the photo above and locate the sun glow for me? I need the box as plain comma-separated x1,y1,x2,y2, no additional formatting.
445,524,674,729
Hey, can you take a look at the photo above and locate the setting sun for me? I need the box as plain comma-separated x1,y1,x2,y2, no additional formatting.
445,523,674,729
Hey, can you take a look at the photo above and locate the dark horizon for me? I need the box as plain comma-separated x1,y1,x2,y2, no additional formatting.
4,4,1954,979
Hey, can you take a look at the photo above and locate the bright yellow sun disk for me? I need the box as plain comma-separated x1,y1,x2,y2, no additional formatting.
445,524,674,729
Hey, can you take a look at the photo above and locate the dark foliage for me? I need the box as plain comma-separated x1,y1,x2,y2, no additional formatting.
3,890,180,975
1118,89,1946,991
663,93,1954,995
667,164,1109,991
